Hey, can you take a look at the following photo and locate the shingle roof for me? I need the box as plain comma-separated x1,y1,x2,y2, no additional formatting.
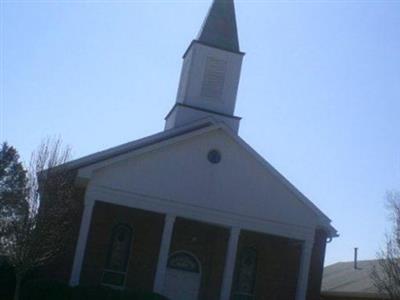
62,119,215,171
197,0,240,53
322,259,387,298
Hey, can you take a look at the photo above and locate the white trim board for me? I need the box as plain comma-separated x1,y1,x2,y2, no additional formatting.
86,185,316,242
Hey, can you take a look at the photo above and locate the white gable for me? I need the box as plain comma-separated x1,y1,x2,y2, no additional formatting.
84,127,327,232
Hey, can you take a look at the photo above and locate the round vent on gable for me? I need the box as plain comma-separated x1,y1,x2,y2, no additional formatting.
207,149,221,164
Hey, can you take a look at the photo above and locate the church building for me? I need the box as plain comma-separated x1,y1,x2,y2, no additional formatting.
61,1,337,299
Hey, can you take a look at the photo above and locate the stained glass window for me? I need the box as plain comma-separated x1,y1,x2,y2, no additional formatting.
102,224,132,286
234,247,257,300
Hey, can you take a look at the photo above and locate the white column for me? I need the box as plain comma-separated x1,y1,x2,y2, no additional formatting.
295,239,314,300
153,214,176,294
220,226,241,300
69,198,95,286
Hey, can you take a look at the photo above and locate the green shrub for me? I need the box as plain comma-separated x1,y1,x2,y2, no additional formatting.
0,258,15,300
72,286,169,300
120,289,169,300
19,280,169,300
21,279,71,300
71,285,120,300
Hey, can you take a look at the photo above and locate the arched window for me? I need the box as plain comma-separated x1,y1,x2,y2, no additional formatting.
234,247,257,300
102,224,133,287
167,252,200,273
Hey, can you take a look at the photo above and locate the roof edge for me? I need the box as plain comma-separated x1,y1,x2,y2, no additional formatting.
62,119,218,171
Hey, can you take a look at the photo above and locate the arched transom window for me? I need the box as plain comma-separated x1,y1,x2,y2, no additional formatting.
167,252,200,273
102,224,133,287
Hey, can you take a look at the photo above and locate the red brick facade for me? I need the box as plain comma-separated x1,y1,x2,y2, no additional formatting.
80,201,164,291
232,230,302,300
307,230,328,300
60,201,328,300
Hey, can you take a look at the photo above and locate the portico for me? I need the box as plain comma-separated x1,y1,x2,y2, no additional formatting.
70,182,317,300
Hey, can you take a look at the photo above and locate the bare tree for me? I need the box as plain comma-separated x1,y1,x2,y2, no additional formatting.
371,191,400,300
0,138,77,300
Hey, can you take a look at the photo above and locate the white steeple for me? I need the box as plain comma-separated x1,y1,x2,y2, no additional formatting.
165,0,244,133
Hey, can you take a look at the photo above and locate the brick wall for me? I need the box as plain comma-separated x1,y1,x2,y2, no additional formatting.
233,230,302,300
64,199,328,300
307,229,328,300
80,201,164,291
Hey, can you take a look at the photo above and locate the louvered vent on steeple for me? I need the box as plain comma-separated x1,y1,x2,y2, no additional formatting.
201,57,227,100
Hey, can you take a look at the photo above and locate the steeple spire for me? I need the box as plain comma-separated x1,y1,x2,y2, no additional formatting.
165,0,244,133
197,0,240,53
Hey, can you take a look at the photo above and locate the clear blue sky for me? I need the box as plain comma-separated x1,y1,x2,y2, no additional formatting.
2,0,400,266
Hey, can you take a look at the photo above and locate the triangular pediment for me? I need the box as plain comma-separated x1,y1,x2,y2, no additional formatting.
78,123,334,235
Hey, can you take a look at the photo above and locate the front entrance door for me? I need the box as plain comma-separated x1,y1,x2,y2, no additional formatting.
163,252,201,300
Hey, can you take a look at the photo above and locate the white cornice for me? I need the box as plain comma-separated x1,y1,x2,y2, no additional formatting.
86,184,316,241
